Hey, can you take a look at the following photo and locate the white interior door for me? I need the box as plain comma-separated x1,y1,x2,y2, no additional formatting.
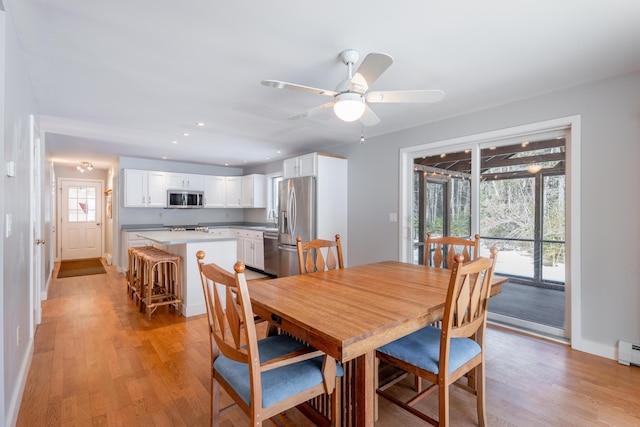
30,115,44,334
60,179,103,260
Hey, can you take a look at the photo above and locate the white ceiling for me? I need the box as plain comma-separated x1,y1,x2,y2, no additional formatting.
7,0,640,170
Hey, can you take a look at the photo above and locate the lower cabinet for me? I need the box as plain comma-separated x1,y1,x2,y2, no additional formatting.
232,229,264,270
121,231,166,272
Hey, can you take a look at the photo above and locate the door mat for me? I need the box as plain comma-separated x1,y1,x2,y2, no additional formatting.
57,258,106,278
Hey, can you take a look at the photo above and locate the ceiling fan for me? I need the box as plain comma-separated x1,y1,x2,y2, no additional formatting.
261,49,445,126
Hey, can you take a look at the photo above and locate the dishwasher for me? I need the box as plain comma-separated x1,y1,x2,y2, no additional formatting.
263,230,279,276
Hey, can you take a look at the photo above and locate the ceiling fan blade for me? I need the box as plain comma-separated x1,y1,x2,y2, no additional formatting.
288,101,334,121
261,80,336,97
361,104,381,126
366,89,445,103
351,53,393,90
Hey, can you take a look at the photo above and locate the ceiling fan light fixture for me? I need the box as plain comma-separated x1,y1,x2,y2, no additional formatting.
333,92,365,122
527,164,542,174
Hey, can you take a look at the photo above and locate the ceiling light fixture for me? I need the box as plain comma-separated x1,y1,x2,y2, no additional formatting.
333,92,365,122
527,164,543,174
76,161,93,172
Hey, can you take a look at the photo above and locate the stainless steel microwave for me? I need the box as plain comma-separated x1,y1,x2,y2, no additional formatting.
167,189,204,208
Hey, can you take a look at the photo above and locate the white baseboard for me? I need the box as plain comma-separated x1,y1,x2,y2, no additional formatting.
578,338,617,361
6,338,34,427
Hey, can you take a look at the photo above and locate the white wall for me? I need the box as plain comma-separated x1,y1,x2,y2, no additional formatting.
2,4,40,425
329,71,640,359
0,7,6,424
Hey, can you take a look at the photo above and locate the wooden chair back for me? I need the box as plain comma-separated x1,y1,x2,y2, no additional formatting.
442,248,498,356
375,248,498,426
296,234,344,274
196,251,340,426
197,254,255,376
425,232,480,268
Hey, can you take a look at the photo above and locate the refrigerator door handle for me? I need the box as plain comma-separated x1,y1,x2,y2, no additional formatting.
289,185,296,237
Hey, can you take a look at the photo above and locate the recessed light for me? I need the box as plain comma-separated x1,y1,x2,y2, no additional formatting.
265,157,270,160
183,132,189,137
276,150,281,154
162,156,167,159
196,122,205,127
224,163,229,166
172,140,178,144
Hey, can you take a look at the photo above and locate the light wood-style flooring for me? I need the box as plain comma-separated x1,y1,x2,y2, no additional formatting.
16,260,640,426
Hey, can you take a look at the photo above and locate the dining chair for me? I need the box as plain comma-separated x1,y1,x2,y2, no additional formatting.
296,234,344,274
196,251,342,427
376,247,498,427
425,232,480,268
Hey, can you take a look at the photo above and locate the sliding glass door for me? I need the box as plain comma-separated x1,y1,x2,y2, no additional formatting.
411,136,567,336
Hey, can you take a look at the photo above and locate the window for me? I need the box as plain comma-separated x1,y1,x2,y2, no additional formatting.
67,186,96,222
266,172,283,224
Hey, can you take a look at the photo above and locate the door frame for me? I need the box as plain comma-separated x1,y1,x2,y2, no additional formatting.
57,178,104,261
29,114,43,335
399,115,582,350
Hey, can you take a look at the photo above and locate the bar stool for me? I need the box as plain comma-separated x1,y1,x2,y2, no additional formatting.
127,246,155,304
139,249,182,320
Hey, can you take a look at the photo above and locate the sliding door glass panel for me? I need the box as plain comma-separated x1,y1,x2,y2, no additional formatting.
413,149,472,264
426,181,444,236
480,176,535,278
542,175,566,283
412,135,567,335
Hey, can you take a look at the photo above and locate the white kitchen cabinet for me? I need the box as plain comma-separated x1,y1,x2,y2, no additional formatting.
123,169,167,208
207,228,231,238
225,176,243,208
242,174,266,208
282,153,317,178
252,232,265,270
120,230,166,272
231,229,264,270
167,173,204,191
203,176,226,208
232,229,244,262
240,230,264,270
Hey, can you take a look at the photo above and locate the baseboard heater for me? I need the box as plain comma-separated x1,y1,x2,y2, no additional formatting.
618,340,640,366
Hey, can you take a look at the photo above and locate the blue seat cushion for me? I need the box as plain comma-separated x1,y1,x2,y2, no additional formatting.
214,334,344,409
377,326,481,375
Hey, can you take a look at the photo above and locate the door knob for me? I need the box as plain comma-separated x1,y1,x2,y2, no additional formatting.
96,223,101,226
35,239,46,245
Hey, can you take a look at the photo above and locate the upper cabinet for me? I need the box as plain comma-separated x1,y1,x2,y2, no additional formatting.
167,173,204,191
203,176,226,208
224,176,243,208
242,174,266,208
123,169,167,208
283,153,318,178
123,170,266,209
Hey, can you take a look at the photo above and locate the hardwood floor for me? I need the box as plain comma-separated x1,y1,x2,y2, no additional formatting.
17,260,640,426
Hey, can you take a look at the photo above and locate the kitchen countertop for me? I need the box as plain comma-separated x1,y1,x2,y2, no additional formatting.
135,230,237,245
122,223,278,233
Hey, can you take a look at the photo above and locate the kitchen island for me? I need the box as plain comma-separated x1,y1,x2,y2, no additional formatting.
135,230,237,317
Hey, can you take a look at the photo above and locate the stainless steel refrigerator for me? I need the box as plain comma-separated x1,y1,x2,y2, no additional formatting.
277,176,316,277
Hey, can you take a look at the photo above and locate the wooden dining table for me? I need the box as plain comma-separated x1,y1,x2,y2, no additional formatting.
247,260,506,427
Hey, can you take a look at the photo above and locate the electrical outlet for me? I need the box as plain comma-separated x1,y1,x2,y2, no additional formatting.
16,326,20,346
